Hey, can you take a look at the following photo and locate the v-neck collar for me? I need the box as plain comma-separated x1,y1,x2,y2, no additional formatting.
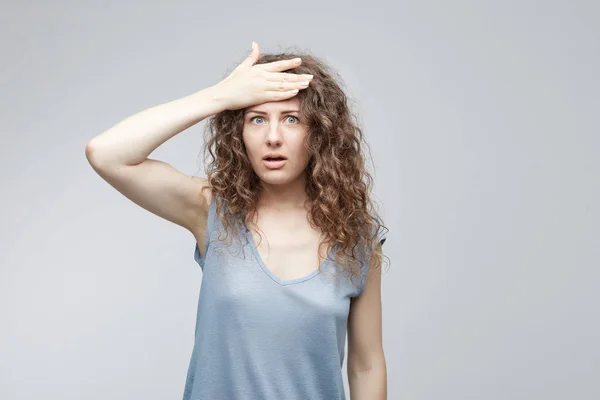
243,221,333,286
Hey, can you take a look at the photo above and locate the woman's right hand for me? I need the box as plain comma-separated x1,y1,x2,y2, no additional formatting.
215,42,314,111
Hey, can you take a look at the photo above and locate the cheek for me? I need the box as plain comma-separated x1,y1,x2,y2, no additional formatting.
292,138,311,163
242,131,258,156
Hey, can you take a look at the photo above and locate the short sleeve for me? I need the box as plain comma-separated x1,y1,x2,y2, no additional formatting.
376,224,388,248
193,193,215,269
354,224,388,297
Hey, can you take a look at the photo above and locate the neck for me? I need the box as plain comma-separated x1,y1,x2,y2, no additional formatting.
258,174,309,211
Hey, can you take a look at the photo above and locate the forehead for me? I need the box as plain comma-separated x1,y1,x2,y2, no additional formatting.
245,97,300,114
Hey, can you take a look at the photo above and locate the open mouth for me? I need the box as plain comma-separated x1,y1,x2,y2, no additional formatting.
263,157,287,169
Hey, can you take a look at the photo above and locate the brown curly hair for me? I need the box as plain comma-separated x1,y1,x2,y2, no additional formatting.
198,49,389,289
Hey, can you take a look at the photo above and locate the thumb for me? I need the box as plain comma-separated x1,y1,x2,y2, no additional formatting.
244,41,259,66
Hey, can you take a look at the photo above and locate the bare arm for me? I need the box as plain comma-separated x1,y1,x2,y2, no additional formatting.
347,244,387,399
85,43,313,253
85,85,226,241
85,86,225,167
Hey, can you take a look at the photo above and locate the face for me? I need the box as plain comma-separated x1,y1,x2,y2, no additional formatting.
242,97,311,187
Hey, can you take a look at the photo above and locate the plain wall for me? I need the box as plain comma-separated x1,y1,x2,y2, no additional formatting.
1,1,598,399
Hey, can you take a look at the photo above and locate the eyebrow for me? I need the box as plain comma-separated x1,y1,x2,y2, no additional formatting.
246,109,300,115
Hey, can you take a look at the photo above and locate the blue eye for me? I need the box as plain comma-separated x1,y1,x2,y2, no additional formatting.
250,116,300,124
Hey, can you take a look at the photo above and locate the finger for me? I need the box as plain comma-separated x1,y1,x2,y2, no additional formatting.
265,80,310,92
264,71,314,83
240,41,260,68
265,89,300,101
250,41,260,63
260,58,302,72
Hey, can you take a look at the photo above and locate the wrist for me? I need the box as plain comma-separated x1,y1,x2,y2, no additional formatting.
203,83,230,112
186,84,229,117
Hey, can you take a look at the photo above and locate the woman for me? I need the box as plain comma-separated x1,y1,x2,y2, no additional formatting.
85,41,389,400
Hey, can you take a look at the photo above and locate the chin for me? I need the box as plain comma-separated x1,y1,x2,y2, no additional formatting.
256,173,293,185
255,167,305,186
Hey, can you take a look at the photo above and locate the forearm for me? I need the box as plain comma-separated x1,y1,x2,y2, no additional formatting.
85,84,227,167
348,357,387,400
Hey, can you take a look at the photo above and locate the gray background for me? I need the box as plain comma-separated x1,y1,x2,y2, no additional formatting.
1,1,598,399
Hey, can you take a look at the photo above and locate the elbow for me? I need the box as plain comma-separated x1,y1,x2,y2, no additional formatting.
85,140,114,170
85,140,104,169
347,355,387,400
84,141,95,162
348,351,386,376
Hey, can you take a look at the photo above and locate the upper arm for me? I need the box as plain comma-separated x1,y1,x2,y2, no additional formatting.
86,151,211,234
347,240,386,372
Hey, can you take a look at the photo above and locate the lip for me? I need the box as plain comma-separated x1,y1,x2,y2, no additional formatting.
263,159,287,169
263,152,287,160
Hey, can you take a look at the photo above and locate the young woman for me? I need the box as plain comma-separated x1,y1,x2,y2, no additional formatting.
85,42,389,400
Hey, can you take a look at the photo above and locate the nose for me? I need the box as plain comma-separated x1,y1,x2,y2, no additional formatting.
266,121,283,146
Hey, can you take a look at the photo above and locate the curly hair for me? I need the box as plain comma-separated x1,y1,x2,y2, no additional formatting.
198,49,389,289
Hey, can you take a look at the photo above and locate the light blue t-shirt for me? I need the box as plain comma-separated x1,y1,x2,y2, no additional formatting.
183,194,387,400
